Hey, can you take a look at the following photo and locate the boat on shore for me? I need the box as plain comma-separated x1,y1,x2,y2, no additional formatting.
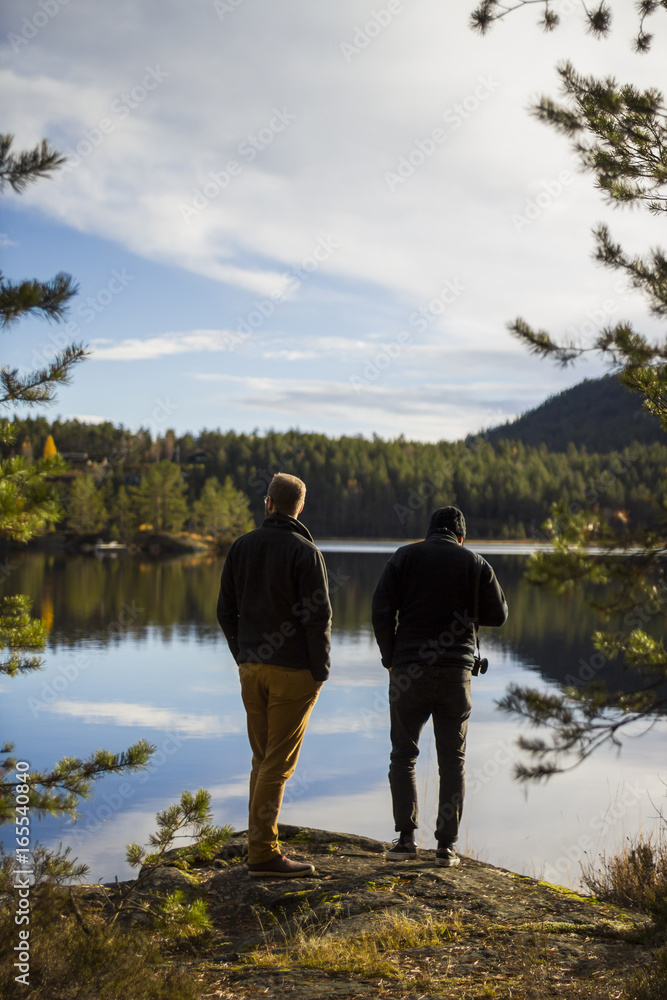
93,539,127,554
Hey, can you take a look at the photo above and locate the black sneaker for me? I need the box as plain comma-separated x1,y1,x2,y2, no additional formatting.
435,846,460,867
385,837,417,860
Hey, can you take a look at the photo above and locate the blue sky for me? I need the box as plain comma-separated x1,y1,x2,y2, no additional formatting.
1,0,664,441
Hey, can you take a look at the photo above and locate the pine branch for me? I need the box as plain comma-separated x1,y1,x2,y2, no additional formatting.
499,679,667,780
531,63,667,214
593,225,667,317
620,364,667,431
583,1,613,36
470,0,569,34
0,450,66,542
508,318,582,364
0,271,79,328
0,344,89,407
0,740,155,822
470,0,666,48
0,594,46,677
113,789,233,928
0,134,66,194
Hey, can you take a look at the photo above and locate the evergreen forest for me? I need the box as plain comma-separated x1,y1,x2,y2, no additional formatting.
6,401,666,541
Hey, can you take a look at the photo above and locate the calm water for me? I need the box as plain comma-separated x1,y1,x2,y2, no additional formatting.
2,544,665,887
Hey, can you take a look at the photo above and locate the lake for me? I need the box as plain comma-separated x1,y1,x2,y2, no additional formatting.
2,544,665,888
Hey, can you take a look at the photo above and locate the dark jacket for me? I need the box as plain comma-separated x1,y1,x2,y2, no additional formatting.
371,529,508,671
217,511,332,682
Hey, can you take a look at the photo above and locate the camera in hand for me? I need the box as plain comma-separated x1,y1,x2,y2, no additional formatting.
472,656,488,676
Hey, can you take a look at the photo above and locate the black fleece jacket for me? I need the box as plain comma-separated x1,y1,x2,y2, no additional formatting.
371,529,508,671
217,511,332,681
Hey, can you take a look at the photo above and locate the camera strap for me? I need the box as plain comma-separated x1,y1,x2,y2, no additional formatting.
473,558,482,659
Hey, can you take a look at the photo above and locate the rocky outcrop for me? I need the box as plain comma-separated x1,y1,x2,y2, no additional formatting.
176,825,658,999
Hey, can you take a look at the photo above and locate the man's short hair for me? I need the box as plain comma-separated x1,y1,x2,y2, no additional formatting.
428,506,466,539
268,473,306,516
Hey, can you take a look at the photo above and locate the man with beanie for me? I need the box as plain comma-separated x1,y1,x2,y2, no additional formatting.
371,506,507,867
217,472,331,878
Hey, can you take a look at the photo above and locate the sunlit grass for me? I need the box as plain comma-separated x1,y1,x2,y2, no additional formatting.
243,908,460,980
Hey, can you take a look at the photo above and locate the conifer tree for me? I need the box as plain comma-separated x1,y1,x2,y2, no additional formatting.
190,476,254,540
130,460,189,532
42,433,57,459
66,473,108,534
111,483,135,539
470,3,667,779
0,135,152,823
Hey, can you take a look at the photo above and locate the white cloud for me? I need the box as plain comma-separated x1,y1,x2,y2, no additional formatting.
91,329,243,361
3,0,658,317
184,371,575,440
46,700,235,737
308,712,385,734
2,0,660,440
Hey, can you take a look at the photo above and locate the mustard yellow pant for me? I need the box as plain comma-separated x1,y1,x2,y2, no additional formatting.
238,662,322,864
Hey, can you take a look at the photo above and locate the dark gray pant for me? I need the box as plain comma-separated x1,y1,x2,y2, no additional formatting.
388,665,472,848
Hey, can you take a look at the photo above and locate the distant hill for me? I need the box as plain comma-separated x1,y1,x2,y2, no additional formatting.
479,375,663,452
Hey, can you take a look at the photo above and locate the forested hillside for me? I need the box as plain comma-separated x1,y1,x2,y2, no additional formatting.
6,413,665,540
480,374,662,452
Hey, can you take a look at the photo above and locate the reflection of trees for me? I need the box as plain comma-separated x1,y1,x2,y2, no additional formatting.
10,553,222,643
6,552,663,707
325,552,391,636
487,557,666,700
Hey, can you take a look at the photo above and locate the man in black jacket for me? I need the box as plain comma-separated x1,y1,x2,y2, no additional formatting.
372,506,507,867
217,472,331,878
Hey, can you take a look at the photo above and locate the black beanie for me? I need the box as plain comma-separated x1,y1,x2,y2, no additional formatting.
428,506,466,539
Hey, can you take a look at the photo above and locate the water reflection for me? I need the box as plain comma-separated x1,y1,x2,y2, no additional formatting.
12,548,654,695
2,548,665,886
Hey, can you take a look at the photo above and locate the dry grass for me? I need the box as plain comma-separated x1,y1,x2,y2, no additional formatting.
580,833,667,1000
243,908,461,981
581,834,667,925
625,946,667,1000
0,885,203,1000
